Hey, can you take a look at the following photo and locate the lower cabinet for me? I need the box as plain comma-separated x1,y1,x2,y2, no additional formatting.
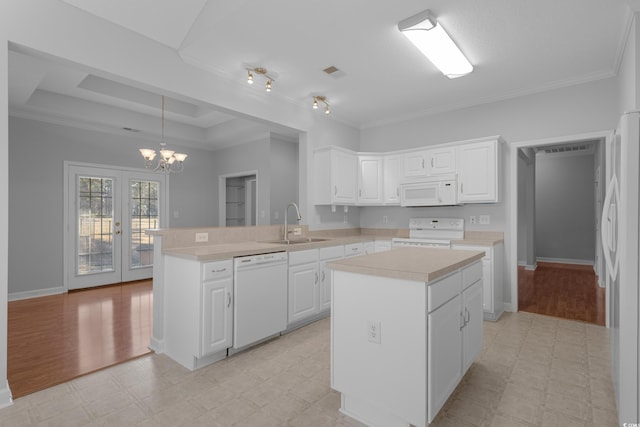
452,242,504,321
164,257,233,370
288,246,345,325
427,262,483,421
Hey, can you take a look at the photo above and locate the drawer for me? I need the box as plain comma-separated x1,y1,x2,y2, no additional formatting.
289,248,319,266
427,271,461,312
320,245,344,260
202,259,233,281
462,261,482,290
344,243,363,257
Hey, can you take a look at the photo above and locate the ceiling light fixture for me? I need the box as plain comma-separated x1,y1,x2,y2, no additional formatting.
139,96,187,173
246,67,275,92
398,9,473,79
312,96,331,115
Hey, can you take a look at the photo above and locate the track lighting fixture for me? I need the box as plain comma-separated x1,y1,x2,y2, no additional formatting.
246,67,275,92
312,96,331,116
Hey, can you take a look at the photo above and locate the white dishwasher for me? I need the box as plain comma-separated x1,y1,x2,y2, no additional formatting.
233,251,288,349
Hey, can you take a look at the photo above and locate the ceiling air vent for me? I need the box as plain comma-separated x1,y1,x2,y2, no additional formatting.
323,65,346,79
536,142,595,158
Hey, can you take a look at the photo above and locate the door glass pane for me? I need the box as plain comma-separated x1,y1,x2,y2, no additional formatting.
77,176,114,275
130,180,159,269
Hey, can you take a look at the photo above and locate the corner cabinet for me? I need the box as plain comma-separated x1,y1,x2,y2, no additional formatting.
164,257,233,370
383,154,402,204
314,147,358,205
457,139,501,203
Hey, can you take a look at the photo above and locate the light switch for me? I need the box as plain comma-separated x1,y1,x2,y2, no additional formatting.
479,215,490,225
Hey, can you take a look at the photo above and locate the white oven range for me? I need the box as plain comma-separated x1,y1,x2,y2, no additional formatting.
392,217,465,248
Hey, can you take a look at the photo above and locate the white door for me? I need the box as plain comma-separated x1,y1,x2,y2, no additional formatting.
66,164,165,290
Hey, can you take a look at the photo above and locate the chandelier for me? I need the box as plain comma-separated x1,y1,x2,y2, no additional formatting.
139,96,187,173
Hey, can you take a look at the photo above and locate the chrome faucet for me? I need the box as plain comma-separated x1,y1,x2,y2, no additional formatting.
284,202,302,241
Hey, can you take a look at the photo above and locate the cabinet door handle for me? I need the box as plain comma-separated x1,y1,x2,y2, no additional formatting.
322,270,326,282
334,185,337,195
421,159,425,169
396,187,399,197
431,157,434,168
465,308,470,325
359,189,362,197
227,292,231,308
315,272,318,284
460,183,464,194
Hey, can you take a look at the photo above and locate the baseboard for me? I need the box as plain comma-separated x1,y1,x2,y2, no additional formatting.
0,380,13,409
149,337,165,354
518,261,537,271
536,257,594,266
503,302,513,312
8,286,64,301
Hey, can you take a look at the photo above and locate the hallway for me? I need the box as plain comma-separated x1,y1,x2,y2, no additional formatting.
518,262,605,326
7,280,153,398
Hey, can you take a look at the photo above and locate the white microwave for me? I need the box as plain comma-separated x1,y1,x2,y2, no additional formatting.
399,174,458,207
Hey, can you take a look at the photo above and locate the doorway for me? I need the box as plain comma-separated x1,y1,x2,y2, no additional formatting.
64,163,167,290
219,172,258,226
510,132,609,325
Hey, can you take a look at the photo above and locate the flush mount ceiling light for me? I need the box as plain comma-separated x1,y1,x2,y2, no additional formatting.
312,96,331,115
246,67,275,92
139,96,187,173
398,9,473,79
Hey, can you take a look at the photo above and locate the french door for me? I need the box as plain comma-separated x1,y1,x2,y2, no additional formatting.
65,164,166,290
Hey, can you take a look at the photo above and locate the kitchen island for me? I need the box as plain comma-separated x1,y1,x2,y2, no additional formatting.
329,247,484,427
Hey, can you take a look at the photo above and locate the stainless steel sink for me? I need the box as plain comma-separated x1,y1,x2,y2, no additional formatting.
263,238,330,245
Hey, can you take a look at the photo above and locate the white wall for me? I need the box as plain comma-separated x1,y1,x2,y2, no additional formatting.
535,153,596,263
8,116,218,295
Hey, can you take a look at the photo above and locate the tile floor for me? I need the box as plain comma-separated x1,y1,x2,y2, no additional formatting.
0,311,618,426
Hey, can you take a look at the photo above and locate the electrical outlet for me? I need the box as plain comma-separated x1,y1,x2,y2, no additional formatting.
195,232,209,243
383,215,388,224
343,215,348,223
293,227,302,236
469,215,477,225
479,215,490,225
367,320,381,344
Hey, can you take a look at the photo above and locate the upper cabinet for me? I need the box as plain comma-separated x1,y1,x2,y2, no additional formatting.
357,155,384,205
403,150,429,178
383,154,402,205
314,147,358,205
314,136,502,206
456,139,500,203
427,147,456,175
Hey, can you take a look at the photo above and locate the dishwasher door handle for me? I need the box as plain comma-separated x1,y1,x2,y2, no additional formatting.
227,292,231,308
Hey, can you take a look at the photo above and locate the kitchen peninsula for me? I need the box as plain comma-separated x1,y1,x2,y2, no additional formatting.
329,247,484,427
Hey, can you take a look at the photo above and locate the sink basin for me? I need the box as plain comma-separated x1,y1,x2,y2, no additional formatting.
263,238,330,245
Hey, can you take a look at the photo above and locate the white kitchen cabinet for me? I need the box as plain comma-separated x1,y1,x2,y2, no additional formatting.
364,241,375,254
427,146,456,175
357,155,384,205
427,263,483,419
383,154,402,204
456,139,500,203
462,281,483,372
164,257,233,370
319,245,345,312
289,246,344,324
314,147,358,205
201,267,233,357
288,249,320,325
452,242,504,321
428,293,463,419
403,149,429,178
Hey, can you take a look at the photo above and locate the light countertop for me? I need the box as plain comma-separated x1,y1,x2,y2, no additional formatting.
328,247,484,282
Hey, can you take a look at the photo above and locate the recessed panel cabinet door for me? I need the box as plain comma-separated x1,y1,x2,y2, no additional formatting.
428,294,462,421
201,277,233,356
457,140,498,203
288,263,319,324
333,150,358,203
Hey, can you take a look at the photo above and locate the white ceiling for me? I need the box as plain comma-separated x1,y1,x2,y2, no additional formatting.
8,0,634,150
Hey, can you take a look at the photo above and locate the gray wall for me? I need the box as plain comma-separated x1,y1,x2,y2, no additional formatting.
535,153,596,262
8,116,217,295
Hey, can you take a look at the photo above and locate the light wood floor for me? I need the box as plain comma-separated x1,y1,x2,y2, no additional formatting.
518,262,605,326
8,280,153,398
